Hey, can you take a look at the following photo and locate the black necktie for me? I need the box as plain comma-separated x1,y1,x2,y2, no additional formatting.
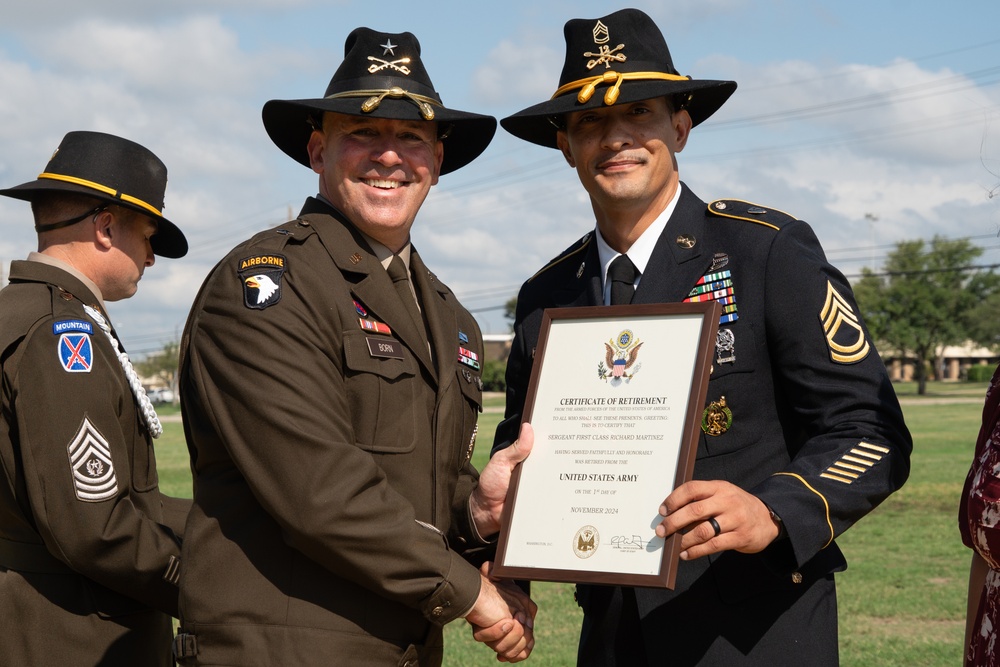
387,255,427,341
608,254,639,305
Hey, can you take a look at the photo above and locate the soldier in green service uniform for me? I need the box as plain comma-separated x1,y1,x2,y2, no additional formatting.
173,27,536,667
0,130,190,666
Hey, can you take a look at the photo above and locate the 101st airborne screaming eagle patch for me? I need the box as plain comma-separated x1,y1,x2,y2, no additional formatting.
239,255,286,310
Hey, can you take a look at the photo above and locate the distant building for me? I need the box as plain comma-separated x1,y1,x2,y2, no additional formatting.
885,342,999,381
484,333,998,382
483,333,513,363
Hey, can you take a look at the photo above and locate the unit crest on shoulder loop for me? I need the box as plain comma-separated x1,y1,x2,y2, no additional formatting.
708,199,797,231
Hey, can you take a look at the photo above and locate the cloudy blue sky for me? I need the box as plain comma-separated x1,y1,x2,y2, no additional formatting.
1,0,998,355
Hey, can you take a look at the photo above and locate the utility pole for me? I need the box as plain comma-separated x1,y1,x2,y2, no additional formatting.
864,213,879,271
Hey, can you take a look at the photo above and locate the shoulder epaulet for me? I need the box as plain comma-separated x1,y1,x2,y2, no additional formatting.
707,199,798,231
249,218,318,249
526,232,593,284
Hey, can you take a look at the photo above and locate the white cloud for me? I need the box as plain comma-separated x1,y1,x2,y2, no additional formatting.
2,0,327,27
472,39,563,108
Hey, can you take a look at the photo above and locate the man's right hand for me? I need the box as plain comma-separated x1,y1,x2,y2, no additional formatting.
465,563,537,662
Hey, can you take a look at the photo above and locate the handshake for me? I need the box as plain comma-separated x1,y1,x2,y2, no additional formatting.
463,423,537,662
467,563,537,663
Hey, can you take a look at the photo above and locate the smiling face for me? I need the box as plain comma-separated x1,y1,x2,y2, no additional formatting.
306,112,444,252
556,97,692,249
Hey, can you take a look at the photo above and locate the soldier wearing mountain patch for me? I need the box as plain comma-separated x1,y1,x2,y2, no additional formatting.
494,9,912,665
174,27,535,666
0,131,190,665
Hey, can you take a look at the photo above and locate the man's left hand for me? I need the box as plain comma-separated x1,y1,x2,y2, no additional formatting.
470,423,533,538
655,480,780,560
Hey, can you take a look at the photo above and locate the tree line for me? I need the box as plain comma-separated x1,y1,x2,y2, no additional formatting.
853,236,1000,395
135,236,1000,398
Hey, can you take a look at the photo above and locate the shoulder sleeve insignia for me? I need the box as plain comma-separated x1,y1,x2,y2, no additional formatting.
708,199,797,230
819,281,870,364
67,417,118,502
52,320,93,335
238,254,287,310
57,330,94,373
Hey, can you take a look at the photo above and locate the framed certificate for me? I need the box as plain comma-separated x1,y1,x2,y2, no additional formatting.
494,302,720,589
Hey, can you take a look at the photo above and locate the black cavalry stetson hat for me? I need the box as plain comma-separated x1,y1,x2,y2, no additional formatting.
0,131,187,258
262,27,497,175
501,8,737,149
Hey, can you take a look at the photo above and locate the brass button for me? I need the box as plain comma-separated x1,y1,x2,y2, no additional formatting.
792,572,803,584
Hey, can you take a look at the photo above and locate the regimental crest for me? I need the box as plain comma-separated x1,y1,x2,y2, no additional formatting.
702,396,732,436
66,418,118,502
58,332,93,373
585,20,626,70
819,281,870,364
598,329,642,384
239,254,286,310
573,525,599,559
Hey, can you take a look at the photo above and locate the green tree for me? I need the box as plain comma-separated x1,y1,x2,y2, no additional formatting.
504,296,517,331
480,359,507,393
136,340,180,398
853,236,997,395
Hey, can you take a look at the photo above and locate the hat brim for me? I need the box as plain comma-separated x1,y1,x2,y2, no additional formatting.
0,179,188,259
262,97,497,175
501,79,737,149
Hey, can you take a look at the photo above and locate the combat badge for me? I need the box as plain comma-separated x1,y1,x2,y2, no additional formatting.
598,329,642,384
57,322,94,373
67,417,118,502
819,281,870,364
239,254,286,310
702,396,732,436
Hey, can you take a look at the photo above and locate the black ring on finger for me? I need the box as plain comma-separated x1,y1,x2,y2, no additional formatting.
708,517,721,537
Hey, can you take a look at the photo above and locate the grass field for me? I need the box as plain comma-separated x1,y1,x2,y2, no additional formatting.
152,380,985,666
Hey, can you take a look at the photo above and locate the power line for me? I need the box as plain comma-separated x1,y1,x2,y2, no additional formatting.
844,263,1000,280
